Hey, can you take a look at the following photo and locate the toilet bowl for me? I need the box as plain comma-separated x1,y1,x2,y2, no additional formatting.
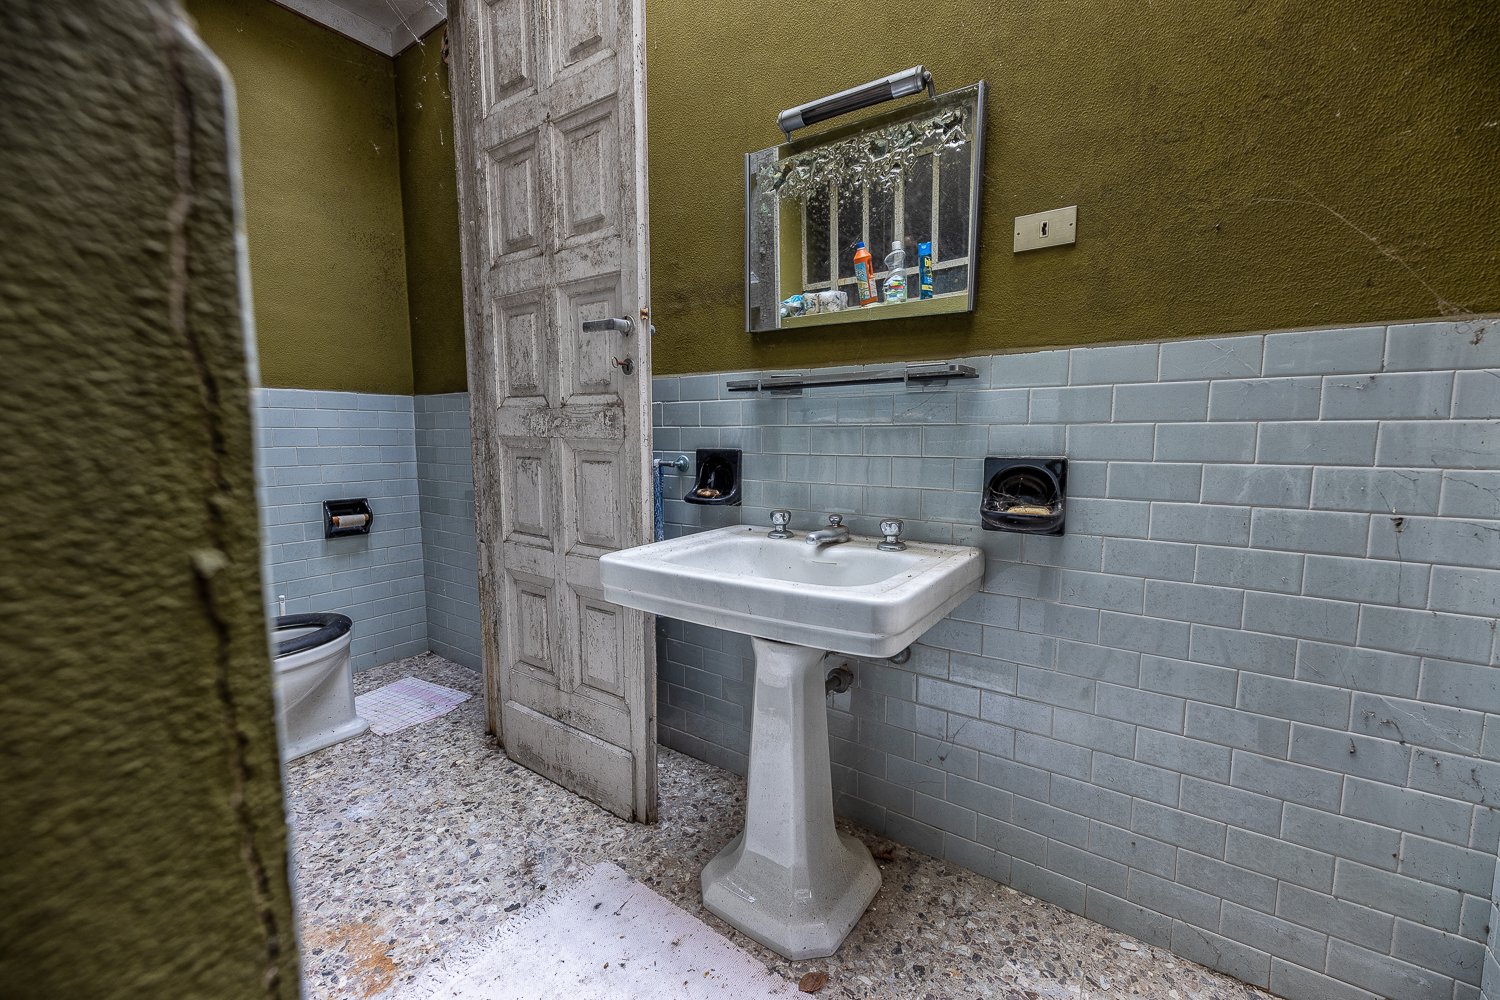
271,612,368,761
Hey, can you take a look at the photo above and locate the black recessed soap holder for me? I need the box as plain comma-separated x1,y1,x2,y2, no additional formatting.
684,448,741,506
981,458,1066,535
323,498,374,538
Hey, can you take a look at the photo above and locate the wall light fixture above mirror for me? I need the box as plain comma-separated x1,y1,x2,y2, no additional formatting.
746,76,987,334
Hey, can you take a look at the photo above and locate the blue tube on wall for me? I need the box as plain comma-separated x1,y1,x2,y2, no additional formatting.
652,463,665,542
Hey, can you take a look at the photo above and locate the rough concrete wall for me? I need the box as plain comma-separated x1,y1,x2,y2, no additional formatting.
0,3,297,997
185,0,415,395
398,24,468,396
646,0,1500,375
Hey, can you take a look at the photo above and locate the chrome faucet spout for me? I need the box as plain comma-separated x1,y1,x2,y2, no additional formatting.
805,514,850,549
805,526,850,548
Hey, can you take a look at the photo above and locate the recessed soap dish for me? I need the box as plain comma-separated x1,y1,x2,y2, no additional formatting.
980,458,1066,535
684,448,741,506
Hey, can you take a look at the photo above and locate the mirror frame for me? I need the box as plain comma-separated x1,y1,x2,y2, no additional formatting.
745,82,987,333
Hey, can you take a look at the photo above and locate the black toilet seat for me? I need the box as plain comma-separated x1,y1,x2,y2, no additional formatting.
273,612,353,657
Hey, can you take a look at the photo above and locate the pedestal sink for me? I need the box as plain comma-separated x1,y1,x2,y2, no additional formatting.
600,523,983,959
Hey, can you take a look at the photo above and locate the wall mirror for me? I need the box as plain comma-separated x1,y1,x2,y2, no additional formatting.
746,81,986,333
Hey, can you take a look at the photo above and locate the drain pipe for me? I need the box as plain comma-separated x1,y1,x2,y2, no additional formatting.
652,455,688,541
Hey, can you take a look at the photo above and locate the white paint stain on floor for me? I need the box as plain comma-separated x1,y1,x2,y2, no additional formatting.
394,861,796,999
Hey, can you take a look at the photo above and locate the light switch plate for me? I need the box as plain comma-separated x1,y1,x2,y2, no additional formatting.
1014,205,1078,252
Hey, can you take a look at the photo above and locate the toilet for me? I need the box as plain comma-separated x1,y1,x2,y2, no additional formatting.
271,612,368,761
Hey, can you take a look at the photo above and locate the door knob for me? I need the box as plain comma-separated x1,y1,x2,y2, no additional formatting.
583,316,634,336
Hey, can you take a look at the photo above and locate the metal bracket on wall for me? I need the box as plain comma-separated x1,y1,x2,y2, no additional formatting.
725,361,978,396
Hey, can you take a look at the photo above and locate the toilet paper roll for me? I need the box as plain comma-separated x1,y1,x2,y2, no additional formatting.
331,513,369,529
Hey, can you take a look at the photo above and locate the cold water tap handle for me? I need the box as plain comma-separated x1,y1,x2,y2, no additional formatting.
878,518,906,551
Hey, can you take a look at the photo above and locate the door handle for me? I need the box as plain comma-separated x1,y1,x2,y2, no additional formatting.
582,316,634,336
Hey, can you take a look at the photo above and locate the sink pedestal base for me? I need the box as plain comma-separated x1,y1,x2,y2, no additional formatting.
702,637,881,960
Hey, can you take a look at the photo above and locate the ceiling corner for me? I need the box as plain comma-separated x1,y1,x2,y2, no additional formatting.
273,0,447,57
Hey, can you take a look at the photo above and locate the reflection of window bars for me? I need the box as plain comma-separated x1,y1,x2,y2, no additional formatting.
800,145,972,300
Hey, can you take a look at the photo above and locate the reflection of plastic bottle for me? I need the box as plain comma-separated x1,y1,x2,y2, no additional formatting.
883,241,907,304
853,242,877,306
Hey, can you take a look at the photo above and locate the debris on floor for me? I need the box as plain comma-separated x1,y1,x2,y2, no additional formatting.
288,653,1276,1000
798,970,829,992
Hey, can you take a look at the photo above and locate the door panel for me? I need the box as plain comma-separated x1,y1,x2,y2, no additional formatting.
555,102,618,241
570,448,621,549
486,133,542,260
503,702,635,810
508,575,554,673
551,0,609,67
478,0,535,110
450,0,654,822
561,277,621,397
503,446,551,542
495,294,545,399
509,668,629,743
577,593,624,697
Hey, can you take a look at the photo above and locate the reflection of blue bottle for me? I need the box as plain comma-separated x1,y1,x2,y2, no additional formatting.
918,241,933,299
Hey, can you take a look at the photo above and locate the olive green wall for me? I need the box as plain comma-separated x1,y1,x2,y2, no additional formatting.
187,0,415,394
1,2,297,997
645,0,1500,375
397,25,468,395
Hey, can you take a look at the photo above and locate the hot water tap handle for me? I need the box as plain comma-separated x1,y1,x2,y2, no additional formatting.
768,510,793,539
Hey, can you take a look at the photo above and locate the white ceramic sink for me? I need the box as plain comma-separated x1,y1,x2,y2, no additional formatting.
601,522,984,960
599,525,983,658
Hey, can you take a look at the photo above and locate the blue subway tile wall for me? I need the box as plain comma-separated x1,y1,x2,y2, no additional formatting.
651,317,1500,1000
255,389,480,673
416,394,481,670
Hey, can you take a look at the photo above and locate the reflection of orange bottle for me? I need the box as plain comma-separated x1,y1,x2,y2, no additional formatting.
853,242,877,305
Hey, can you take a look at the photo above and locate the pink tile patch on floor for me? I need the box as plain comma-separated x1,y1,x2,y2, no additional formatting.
354,676,472,735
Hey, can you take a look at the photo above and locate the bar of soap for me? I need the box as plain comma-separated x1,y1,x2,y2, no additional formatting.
695,488,721,498
1005,505,1052,516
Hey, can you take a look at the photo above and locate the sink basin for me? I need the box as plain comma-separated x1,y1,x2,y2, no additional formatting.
600,523,984,960
599,525,983,658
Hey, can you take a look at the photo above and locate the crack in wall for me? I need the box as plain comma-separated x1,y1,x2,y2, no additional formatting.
1250,182,1477,318
1370,700,1477,756
161,17,284,998
1182,341,1259,378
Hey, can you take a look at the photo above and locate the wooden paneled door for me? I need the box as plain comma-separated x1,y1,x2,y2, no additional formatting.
447,0,655,821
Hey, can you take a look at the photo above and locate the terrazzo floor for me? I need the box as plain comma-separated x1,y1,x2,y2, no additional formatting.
288,653,1278,1000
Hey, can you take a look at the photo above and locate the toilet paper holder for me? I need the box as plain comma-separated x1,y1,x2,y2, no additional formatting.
323,498,374,538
